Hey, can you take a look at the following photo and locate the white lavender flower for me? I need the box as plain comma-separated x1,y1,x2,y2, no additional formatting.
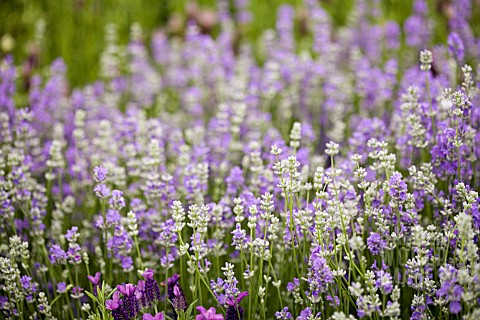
187,204,210,234
289,122,302,149
419,49,433,71
172,200,186,232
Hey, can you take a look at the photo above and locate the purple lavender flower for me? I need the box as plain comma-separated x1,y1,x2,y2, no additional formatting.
275,307,292,319
367,233,387,255
388,172,408,202
49,244,67,264
106,209,122,226
71,286,84,299
94,184,110,198
164,274,187,318
65,226,78,241
56,282,67,293
326,295,340,308
286,278,299,292
225,167,244,196
297,307,321,320
404,0,431,48
234,0,251,24
375,270,393,294
449,300,462,314
67,243,82,264
94,166,108,182
447,32,465,62
210,278,226,305
109,190,126,209
411,301,427,320
0,296,8,310
436,265,464,315
0,56,16,117
20,276,37,293
385,21,400,50
120,255,133,271
306,246,334,300
231,224,246,250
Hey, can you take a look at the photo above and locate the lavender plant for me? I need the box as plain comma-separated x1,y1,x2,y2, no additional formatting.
1,0,480,319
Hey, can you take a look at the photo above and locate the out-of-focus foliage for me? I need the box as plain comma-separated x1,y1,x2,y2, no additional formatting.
3,0,478,87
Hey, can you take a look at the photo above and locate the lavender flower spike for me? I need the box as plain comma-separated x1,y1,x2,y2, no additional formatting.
142,269,161,304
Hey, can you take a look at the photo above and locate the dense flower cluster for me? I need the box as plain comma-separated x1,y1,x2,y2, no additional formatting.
1,0,480,319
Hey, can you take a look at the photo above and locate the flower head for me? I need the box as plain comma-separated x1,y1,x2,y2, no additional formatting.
143,313,165,320
196,306,224,320
94,166,108,182
94,184,110,198
142,269,161,304
117,283,136,296
56,282,67,293
447,32,464,62
106,291,121,310
388,172,408,202
172,284,187,313
367,233,387,255
87,272,101,286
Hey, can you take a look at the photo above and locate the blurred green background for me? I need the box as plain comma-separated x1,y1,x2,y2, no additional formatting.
1,0,477,88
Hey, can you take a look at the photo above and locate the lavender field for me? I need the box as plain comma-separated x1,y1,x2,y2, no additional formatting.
1,0,480,319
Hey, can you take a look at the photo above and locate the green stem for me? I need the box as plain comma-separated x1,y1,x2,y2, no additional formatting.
425,72,436,143
176,232,225,314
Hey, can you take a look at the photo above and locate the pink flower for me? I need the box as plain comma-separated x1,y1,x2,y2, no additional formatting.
226,291,248,306
135,280,145,300
143,313,165,320
117,283,136,296
196,306,224,320
142,269,154,280
105,291,121,310
87,272,101,286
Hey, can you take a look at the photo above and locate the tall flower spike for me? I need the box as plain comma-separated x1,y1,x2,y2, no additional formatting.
142,269,161,304
117,283,138,318
289,122,302,149
136,280,148,308
447,32,464,62
172,284,187,314
166,274,186,319
166,274,181,302
172,201,186,232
